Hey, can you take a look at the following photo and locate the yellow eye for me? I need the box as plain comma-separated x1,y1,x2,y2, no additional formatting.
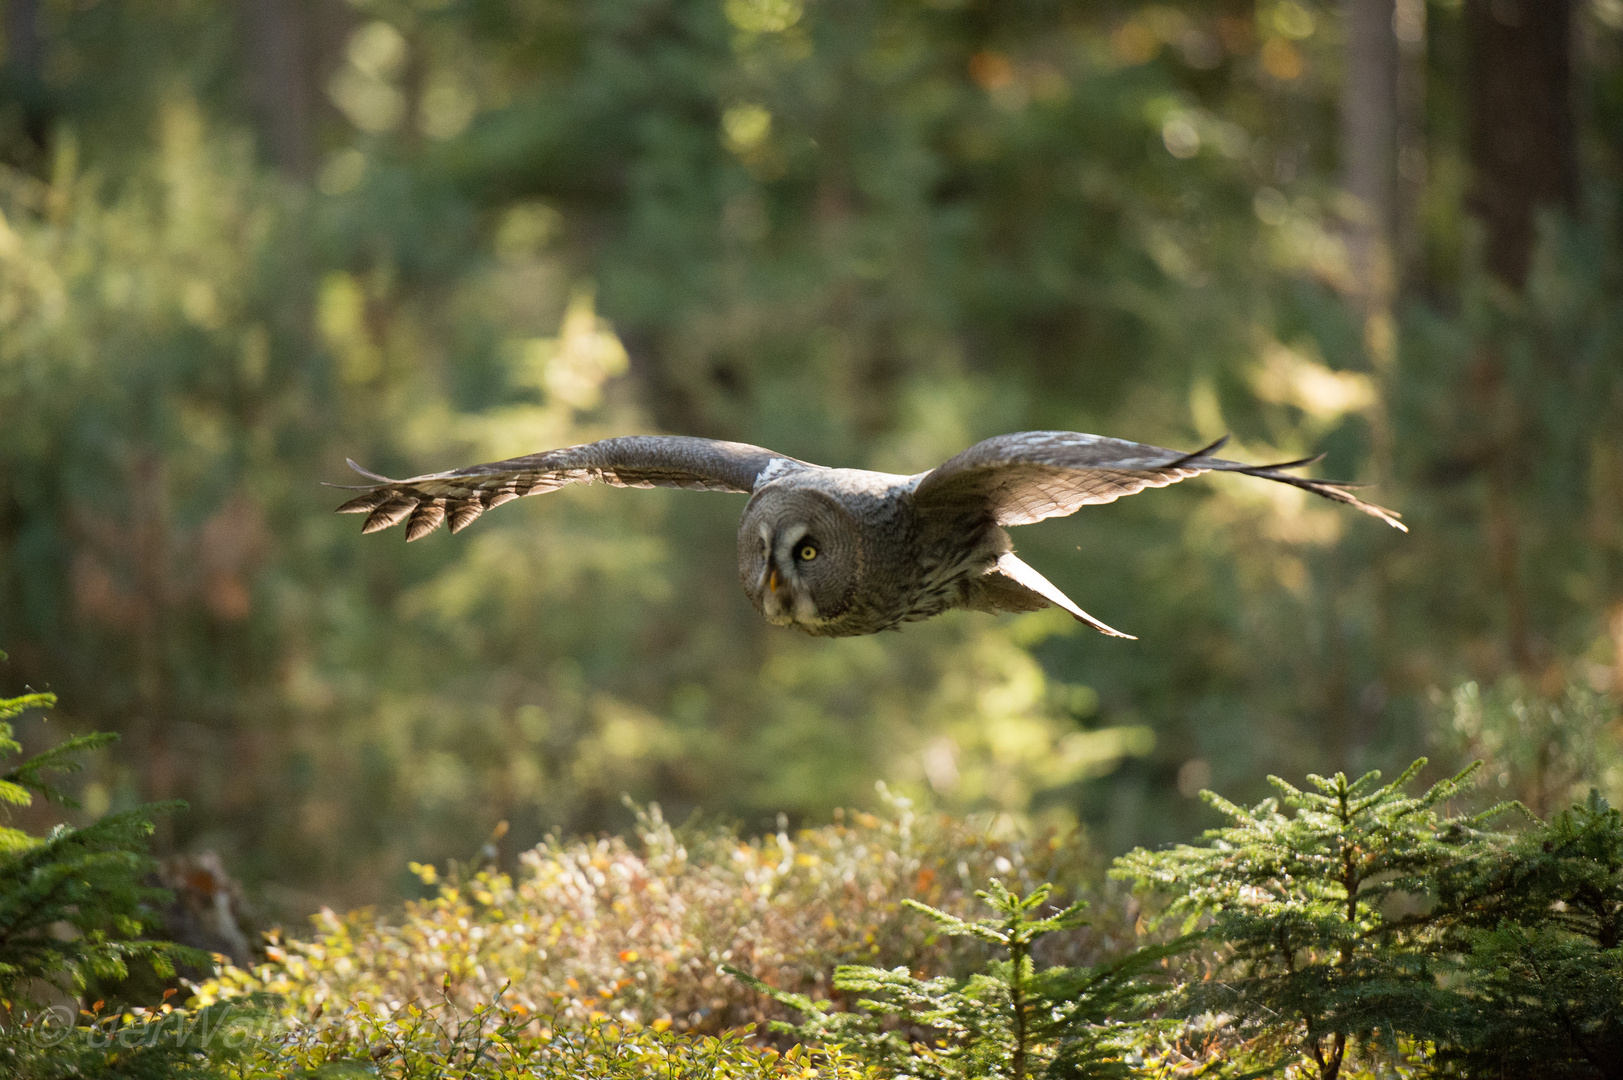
798,545,818,562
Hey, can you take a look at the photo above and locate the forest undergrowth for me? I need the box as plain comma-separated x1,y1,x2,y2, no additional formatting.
2,675,1619,1079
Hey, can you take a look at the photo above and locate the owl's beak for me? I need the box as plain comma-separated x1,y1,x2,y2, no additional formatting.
767,567,781,594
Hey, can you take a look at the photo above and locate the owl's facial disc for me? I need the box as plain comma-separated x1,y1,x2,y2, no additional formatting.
738,487,861,632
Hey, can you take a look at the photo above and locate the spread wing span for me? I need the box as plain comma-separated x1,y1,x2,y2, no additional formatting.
331,436,799,541
913,432,1405,531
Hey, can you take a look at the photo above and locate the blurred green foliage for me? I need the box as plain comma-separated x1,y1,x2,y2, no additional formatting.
0,0,1621,906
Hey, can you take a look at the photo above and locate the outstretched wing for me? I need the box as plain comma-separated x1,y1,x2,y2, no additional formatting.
332,436,803,541
913,432,1405,531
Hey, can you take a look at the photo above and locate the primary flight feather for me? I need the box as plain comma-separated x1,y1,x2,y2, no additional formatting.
332,432,1403,639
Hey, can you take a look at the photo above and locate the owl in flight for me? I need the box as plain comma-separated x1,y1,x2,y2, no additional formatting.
333,432,1403,639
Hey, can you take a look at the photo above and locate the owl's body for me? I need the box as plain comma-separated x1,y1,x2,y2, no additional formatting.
334,431,1405,640
740,464,1011,636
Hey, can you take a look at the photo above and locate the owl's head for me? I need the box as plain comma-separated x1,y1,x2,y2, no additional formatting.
738,485,864,632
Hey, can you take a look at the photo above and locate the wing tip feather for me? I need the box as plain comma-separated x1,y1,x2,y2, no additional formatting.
1077,615,1138,640
447,503,484,533
1165,434,1230,469
361,496,418,534
1256,451,1327,471
335,492,386,514
1356,499,1407,532
1327,489,1407,532
347,458,396,483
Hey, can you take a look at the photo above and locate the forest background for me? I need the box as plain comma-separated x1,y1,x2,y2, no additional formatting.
0,0,1620,914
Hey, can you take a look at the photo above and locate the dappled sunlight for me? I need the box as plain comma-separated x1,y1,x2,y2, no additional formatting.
1251,339,1377,426
518,289,630,413
0,0,1619,983
0,0,1621,1073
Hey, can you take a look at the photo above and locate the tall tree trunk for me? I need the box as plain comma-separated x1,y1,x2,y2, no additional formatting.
1341,0,1398,303
4,0,41,80
239,0,314,177
1464,0,1577,671
1393,0,1427,287
239,0,353,179
1341,0,1401,736
6,0,49,151
1464,0,1577,289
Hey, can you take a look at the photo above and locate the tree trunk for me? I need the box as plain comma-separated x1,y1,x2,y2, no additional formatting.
238,0,352,178
1463,0,1576,671
1393,0,1427,286
1341,1,1402,728
6,0,49,150
1341,0,1398,301
4,0,41,80
1464,0,1577,289
239,0,315,177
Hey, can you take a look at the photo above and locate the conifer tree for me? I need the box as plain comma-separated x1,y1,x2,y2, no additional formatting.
0,657,202,1010
730,879,1165,1079
1112,759,1517,1080
1427,789,1623,1079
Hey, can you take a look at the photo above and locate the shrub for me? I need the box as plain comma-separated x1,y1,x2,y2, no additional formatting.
0,999,266,1080
195,795,1101,1033
228,996,879,1080
2,994,875,1080
0,670,895,1077
18,697,1622,1080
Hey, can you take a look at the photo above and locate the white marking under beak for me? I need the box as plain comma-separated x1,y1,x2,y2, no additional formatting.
757,525,792,623
758,523,818,626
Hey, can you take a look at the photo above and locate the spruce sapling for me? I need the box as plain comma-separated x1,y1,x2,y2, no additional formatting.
1428,789,1623,1078
0,660,203,1010
1112,759,1518,1080
730,878,1165,1079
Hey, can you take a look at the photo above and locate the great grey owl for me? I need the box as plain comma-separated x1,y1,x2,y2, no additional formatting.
332,432,1403,639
